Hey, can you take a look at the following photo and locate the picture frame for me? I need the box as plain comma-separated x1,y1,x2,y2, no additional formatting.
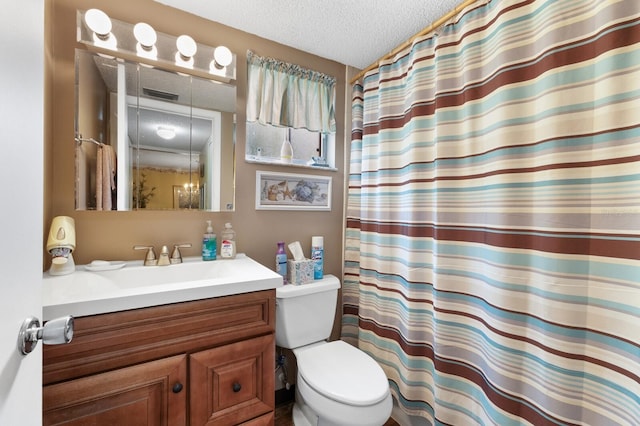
256,171,332,211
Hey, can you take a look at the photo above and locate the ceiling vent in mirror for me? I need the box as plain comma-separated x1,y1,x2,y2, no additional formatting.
142,87,179,102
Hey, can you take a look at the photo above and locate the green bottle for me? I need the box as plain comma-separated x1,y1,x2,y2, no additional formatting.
202,220,217,261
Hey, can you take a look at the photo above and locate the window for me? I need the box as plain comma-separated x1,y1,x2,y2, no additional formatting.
245,50,336,170
245,122,335,168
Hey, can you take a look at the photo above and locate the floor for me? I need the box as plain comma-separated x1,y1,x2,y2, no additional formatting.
275,401,400,426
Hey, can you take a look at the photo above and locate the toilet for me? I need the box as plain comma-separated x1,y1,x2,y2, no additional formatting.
276,275,393,426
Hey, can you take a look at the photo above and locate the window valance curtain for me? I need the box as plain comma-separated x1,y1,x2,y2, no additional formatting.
246,50,336,133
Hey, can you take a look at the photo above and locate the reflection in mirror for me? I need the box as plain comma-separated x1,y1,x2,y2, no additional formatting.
75,49,236,211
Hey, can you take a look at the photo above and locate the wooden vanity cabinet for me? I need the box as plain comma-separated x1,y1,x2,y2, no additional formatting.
43,290,276,426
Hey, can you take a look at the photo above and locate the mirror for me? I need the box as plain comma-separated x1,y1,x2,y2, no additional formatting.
75,49,236,211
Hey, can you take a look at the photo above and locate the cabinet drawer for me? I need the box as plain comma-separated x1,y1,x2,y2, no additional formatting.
190,334,275,426
44,290,275,385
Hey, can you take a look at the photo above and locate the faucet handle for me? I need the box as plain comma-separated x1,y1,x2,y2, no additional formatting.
171,243,192,264
133,245,157,266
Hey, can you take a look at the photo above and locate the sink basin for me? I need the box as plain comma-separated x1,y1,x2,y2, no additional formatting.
43,254,283,320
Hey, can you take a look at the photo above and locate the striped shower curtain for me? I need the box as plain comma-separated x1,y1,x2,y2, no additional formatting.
343,0,640,425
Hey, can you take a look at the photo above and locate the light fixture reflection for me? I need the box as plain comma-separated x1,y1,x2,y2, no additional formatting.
156,126,176,140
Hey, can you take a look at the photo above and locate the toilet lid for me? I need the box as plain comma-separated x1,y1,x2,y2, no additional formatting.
295,340,389,406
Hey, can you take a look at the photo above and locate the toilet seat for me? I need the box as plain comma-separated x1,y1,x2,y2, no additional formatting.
294,340,389,406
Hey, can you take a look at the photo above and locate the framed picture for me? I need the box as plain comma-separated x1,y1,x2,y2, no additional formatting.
256,171,332,211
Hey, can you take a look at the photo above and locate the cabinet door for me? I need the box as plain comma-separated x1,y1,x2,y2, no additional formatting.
43,355,187,426
190,334,274,426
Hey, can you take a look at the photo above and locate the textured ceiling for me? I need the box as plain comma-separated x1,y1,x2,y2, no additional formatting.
154,0,462,69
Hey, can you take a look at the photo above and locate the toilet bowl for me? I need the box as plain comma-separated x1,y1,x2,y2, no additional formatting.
293,340,393,426
275,276,392,426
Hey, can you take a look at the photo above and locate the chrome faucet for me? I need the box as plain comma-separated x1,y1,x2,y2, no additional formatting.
171,243,192,264
133,245,157,266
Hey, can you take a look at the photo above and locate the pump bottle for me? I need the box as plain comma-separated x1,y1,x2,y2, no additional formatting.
220,223,236,259
202,220,217,261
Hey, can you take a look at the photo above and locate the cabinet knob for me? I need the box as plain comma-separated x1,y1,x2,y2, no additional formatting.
172,382,183,393
232,382,242,392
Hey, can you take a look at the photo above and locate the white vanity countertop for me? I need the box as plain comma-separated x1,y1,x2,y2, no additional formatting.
42,254,283,320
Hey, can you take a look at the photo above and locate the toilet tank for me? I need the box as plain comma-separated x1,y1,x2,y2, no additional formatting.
275,275,340,348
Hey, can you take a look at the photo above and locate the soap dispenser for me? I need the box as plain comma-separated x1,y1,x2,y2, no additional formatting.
202,220,217,261
220,223,236,259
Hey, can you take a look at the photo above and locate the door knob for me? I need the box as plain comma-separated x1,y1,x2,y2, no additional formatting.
18,315,74,355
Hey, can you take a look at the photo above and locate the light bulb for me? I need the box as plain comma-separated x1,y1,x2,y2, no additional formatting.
133,23,157,49
85,9,112,39
176,35,197,59
213,46,232,68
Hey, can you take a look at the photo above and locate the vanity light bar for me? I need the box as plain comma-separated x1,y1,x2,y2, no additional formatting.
77,9,236,82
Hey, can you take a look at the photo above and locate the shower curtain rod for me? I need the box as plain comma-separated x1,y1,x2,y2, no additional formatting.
350,0,478,84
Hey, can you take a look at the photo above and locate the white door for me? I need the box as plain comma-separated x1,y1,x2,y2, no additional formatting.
0,1,45,424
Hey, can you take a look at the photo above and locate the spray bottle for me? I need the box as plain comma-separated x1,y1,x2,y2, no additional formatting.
276,241,287,283
311,236,324,279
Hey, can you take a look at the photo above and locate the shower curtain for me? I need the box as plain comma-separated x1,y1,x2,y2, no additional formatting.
343,0,640,424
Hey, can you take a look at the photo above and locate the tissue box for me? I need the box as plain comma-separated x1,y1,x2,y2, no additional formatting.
287,259,314,285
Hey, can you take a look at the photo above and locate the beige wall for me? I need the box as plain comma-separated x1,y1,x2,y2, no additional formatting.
46,0,348,279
